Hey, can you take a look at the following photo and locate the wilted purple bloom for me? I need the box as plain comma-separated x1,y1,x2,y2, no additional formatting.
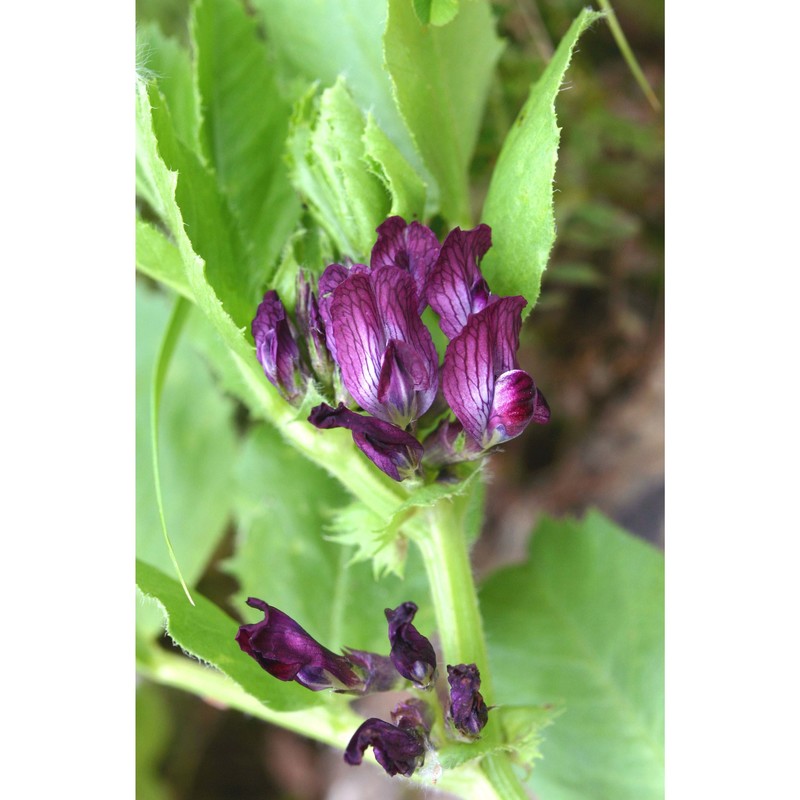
252,291,308,404
235,598,362,692
370,216,440,313
442,295,550,449
328,266,438,427
344,649,402,694
391,698,433,734
426,224,493,339
447,663,489,738
308,403,423,481
385,602,437,689
344,718,426,777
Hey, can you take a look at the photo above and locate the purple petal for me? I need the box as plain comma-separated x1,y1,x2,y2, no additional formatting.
344,649,402,693
317,262,369,361
235,598,362,692
442,296,528,445
329,273,385,418
532,387,551,424
385,602,437,688
447,663,489,738
251,291,306,404
420,418,484,467
390,698,433,734
370,217,440,312
308,403,423,481
296,271,334,382
344,718,426,777
427,224,493,339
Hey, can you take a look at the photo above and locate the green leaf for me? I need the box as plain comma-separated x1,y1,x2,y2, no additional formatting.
251,0,427,188
363,114,427,222
287,80,391,259
481,511,664,800
136,218,193,300
412,0,459,26
191,0,301,276
225,425,433,654
136,22,200,151
481,9,603,313
136,283,238,590
136,559,321,712
384,0,504,225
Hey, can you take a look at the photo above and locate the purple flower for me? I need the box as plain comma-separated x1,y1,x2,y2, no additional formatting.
316,261,369,363
344,718,426,777
370,216,440,313
442,295,550,449
252,291,308,404
426,224,493,339
235,598,363,692
385,602,437,689
447,663,489,738
308,403,423,481
328,266,438,427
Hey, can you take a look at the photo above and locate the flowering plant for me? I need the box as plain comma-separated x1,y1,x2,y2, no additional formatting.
136,2,663,798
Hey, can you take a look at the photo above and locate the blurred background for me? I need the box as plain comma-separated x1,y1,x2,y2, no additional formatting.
136,0,663,796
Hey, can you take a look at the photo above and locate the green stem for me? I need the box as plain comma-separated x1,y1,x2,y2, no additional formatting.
414,497,530,799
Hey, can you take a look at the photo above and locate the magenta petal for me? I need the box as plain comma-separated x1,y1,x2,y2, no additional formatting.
486,369,536,443
532,387,551,424
427,224,493,339
308,403,423,481
370,216,440,313
235,598,362,692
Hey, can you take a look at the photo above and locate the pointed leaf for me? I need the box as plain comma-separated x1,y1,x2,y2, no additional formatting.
481,9,603,313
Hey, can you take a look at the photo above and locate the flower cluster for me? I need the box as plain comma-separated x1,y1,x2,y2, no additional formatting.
236,598,488,778
252,217,550,481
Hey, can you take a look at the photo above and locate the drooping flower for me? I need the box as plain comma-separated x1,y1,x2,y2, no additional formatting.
235,598,363,692
251,291,308,404
385,602,437,689
447,663,489,738
426,224,493,339
344,717,427,777
370,216,440,313
442,295,550,449
308,402,423,481
328,266,439,427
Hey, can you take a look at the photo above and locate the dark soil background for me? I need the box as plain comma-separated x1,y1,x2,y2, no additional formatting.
137,1,663,797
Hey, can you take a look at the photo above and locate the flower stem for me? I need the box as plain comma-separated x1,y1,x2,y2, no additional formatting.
414,495,530,799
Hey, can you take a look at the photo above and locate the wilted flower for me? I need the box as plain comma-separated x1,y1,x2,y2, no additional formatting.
447,663,489,738
442,295,550,449
344,717,427,777
235,598,363,692
308,402,423,481
251,291,308,404
386,602,437,689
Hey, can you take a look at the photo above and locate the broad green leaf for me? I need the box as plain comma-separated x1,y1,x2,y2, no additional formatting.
250,0,428,189
136,22,200,151
287,79,391,259
140,80,255,329
136,284,237,589
363,114,427,222
192,0,301,276
136,559,321,711
481,511,664,800
225,425,434,654
136,218,193,301
137,77,407,525
384,0,503,225
481,9,603,313
412,0,459,26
